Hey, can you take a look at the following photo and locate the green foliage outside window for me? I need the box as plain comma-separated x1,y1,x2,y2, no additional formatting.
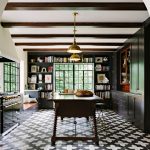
4,62,20,92
55,63,94,92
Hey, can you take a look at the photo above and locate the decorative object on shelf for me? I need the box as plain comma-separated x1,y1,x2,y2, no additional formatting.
103,57,108,62
48,66,53,72
31,59,35,63
29,83,36,90
38,74,42,83
37,87,43,90
30,75,37,83
31,65,37,72
95,64,102,71
47,84,52,90
37,57,43,63
121,72,128,84
45,75,52,83
41,67,47,72
95,57,103,63
97,74,109,83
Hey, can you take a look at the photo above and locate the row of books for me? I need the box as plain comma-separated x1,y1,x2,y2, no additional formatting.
40,92,53,99
95,91,110,99
53,57,94,63
95,84,111,90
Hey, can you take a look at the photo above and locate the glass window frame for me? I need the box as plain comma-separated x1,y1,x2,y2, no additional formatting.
4,62,20,93
54,63,94,92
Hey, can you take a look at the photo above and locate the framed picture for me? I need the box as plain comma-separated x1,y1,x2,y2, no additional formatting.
31,65,37,72
97,74,105,83
95,57,103,63
45,75,52,83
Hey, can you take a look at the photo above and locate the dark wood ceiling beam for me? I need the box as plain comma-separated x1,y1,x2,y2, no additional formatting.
11,34,131,38
5,2,146,10
2,22,143,28
15,42,123,46
23,48,116,52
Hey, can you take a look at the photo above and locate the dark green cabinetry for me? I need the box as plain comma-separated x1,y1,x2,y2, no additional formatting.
112,91,144,130
138,29,144,92
130,37,139,93
130,29,144,94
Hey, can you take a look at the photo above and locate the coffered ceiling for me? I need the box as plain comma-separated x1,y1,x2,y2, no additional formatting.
1,0,149,52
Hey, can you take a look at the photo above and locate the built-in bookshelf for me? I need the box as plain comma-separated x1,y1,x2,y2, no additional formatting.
28,54,54,108
94,56,111,107
27,53,112,109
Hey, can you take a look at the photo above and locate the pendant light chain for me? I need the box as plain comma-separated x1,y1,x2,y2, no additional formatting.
67,12,81,54
73,12,78,43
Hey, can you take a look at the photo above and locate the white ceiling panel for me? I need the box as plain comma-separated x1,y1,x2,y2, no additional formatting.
8,0,143,3
16,45,119,49
12,38,127,43
8,28,140,35
2,10,149,23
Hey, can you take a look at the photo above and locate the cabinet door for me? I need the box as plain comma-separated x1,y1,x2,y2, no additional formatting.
130,37,139,93
138,29,144,92
134,95,144,130
116,93,128,118
128,95,135,123
112,92,118,112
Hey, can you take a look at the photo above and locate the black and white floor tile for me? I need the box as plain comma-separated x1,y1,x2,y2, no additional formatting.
1,110,150,150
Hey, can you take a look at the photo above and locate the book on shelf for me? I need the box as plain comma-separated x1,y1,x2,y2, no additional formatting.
95,91,110,99
95,84,110,90
40,92,52,99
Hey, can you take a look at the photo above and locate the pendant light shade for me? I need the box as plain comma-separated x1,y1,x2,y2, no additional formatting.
70,53,80,61
67,41,81,53
67,12,82,54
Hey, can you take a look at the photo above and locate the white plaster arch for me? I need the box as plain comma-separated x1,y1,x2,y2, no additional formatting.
0,0,8,21
143,0,150,16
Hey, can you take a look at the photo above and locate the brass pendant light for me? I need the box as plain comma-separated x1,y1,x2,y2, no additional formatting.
70,53,80,61
67,12,82,54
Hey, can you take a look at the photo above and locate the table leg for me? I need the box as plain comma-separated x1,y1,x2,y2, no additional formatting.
93,113,99,146
51,112,57,146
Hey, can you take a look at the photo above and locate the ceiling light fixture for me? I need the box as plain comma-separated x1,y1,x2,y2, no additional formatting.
67,12,82,54
70,53,80,61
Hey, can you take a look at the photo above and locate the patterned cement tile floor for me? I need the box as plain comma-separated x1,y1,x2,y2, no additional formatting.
1,110,150,150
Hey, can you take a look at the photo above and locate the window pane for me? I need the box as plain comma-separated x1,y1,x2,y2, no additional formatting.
4,62,20,92
54,63,94,92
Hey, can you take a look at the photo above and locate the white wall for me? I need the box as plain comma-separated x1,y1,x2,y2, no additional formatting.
143,0,150,16
16,47,28,93
0,0,28,93
0,0,19,62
